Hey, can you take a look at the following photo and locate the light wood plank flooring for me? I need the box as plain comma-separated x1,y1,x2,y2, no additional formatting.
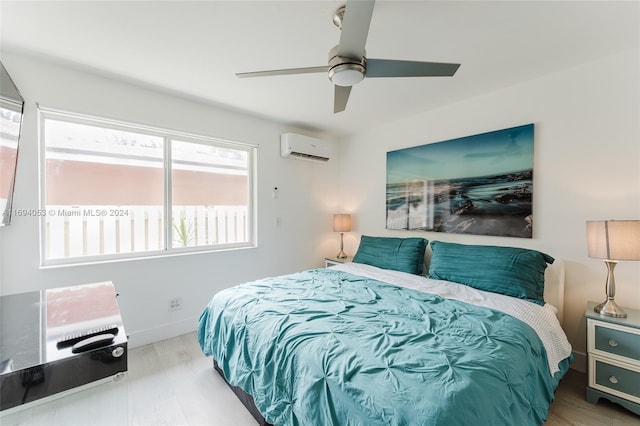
2,332,639,425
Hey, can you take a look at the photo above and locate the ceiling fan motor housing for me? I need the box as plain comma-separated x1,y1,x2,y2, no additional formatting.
332,5,346,29
328,45,366,87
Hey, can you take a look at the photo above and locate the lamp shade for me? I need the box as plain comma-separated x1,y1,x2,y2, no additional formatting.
333,214,352,233
587,220,640,260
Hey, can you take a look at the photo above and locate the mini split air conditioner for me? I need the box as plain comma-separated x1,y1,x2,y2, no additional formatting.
280,133,330,162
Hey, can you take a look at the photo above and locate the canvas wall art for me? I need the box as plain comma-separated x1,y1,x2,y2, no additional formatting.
386,123,534,238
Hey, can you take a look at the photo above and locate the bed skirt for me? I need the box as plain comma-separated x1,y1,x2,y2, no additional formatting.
213,360,273,426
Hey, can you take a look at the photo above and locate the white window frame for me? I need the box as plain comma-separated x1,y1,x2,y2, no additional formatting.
38,106,257,267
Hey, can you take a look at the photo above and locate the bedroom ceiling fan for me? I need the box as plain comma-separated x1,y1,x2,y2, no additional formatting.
236,0,461,113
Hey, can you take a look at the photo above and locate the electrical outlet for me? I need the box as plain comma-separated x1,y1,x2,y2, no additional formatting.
168,297,182,311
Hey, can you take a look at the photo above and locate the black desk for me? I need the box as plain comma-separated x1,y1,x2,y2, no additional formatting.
0,282,127,412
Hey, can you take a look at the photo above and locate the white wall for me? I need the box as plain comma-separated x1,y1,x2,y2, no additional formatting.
0,52,340,347
337,49,640,372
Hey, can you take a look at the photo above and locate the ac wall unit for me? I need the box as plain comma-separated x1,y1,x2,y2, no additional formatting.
280,133,330,162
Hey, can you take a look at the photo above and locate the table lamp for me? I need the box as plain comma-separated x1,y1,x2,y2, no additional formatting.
333,214,352,259
586,220,640,318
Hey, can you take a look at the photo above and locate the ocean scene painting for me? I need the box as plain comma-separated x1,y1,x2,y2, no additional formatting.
386,124,534,238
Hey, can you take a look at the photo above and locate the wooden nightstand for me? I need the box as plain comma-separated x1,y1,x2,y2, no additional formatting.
324,256,353,267
585,301,640,415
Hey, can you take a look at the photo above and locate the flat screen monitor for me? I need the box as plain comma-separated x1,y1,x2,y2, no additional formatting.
0,62,24,226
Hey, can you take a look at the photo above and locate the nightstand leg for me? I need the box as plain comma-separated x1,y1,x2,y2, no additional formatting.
585,387,600,404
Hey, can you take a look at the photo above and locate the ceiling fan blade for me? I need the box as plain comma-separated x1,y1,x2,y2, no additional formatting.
337,0,375,59
236,66,328,78
366,59,460,78
334,85,352,113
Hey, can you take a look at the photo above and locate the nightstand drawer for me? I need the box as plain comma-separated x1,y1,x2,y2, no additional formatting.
593,359,640,403
588,319,640,366
594,324,640,361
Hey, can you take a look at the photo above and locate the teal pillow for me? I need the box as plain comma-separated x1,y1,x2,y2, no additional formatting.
428,241,554,304
353,236,428,275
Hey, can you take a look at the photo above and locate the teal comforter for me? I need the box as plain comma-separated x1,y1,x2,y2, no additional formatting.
198,268,569,425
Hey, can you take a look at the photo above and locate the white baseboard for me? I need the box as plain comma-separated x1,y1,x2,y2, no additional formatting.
126,316,198,349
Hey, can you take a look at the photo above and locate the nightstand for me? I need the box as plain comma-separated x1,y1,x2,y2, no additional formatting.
585,301,640,415
325,256,353,267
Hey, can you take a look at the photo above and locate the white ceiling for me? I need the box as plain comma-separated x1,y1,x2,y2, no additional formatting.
1,1,639,138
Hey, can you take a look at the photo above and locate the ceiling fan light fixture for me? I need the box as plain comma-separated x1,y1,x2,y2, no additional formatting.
329,63,365,87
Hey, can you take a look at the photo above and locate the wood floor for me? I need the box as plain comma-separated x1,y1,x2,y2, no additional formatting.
2,332,639,425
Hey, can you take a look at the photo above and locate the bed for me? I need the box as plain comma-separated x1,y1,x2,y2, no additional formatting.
198,238,573,425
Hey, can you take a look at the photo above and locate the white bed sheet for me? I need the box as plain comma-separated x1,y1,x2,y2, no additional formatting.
333,262,573,375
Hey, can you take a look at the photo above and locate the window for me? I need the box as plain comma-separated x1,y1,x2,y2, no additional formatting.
39,107,256,265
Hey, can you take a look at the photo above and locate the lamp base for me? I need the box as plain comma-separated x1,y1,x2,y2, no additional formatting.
594,299,627,318
336,232,347,259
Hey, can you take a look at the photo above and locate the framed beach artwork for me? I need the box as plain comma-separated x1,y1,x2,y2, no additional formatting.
386,123,534,238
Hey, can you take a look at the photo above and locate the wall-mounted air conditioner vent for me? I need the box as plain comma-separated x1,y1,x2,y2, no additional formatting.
280,133,330,162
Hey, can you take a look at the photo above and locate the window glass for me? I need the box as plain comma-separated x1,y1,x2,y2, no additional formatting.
40,109,255,265
171,140,249,248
